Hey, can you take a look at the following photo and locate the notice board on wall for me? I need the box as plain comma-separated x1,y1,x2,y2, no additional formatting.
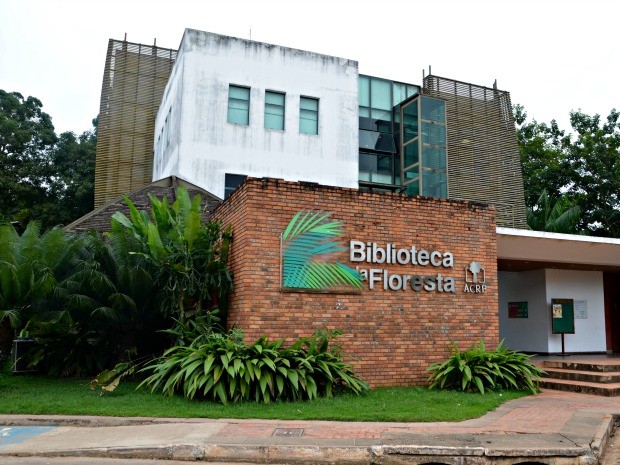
551,298,575,334
508,301,528,318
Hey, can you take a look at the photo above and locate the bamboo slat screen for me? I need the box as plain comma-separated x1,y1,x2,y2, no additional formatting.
422,75,527,228
94,39,177,207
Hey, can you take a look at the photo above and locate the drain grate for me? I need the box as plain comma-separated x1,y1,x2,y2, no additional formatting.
272,427,304,437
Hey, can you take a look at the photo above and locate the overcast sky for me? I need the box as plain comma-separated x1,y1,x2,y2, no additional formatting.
1,0,618,135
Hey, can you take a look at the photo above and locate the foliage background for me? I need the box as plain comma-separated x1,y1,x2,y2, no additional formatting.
0,90,96,230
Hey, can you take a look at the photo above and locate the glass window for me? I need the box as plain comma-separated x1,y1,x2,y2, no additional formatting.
359,130,396,152
392,82,407,106
227,85,250,125
359,76,370,107
370,108,392,133
359,152,393,184
406,85,419,99
421,122,446,146
265,91,285,130
421,170,447,198
359,106,372,131
403,141,419,168
402,100,419,143
370,78,391,110
404,179,420,195
224,173,247,199
300,97,319,135
421,96,445,123
422,147,447,171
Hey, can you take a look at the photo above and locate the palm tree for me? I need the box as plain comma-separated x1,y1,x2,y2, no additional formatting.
0,222,82,359
526,191,587,235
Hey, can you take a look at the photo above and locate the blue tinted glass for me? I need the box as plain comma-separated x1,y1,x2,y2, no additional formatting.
422,169,447,198
300,97,318,111
405,180,420,195
229,86,249,100
393,82,407,106
265,91,284,105
359,130,395,152
403,141,419,168
265,91,285,130
421,122,446,146
402,99,418,143
228,85,250,125
300,97,318,134
370,78,391,110
422,147,447,170
359,76,370,107
406,85,419,98
421,97,445,123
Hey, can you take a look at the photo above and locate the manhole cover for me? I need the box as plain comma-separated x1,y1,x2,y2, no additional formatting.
272,428,304,437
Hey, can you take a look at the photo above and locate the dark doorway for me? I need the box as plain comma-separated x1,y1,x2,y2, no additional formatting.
604,272,620,352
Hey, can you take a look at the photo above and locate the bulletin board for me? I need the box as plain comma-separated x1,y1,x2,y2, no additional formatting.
551,298,575,334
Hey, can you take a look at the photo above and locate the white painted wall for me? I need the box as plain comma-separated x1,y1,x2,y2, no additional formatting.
499,270,549,352
153,29,359,198
499,268,606,353
545,269,606,353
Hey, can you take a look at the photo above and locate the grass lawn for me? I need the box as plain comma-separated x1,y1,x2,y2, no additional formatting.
0,371,527,422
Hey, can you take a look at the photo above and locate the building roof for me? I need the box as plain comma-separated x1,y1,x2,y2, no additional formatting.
65,176,222,233
497,227,620,272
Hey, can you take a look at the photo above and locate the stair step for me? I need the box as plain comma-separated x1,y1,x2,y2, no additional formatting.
543,367,620,384
540,378,620,396
543,360,620,372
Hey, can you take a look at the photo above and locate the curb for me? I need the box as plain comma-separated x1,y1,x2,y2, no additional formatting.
0,442,601,465
590,413,617,457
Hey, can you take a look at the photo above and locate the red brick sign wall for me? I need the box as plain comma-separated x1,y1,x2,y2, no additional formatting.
213,178,498,387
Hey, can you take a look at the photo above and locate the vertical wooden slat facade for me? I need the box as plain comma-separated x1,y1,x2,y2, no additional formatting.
94,39,177,207
422,75,527,228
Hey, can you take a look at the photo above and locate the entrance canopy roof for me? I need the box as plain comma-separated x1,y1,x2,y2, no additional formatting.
497,227,620,272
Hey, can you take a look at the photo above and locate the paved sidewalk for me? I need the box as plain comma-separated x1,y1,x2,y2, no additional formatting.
0,389,618,464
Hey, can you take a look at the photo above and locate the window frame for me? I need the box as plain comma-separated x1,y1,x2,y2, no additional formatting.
264,90,286,131
299,96,319,135
227,85,250,126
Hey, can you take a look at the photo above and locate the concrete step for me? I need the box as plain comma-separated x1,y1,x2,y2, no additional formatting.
543,360,620,373
543,367,620,384
540,378,620,396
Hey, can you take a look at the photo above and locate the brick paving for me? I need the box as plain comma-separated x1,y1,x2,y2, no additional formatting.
209,389,620,441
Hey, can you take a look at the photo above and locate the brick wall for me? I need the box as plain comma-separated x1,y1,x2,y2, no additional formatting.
213,178,498,387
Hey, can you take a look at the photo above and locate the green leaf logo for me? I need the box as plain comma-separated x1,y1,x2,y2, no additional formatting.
282,211,363,291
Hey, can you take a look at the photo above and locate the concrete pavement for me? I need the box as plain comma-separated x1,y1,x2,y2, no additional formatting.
0,389,619,464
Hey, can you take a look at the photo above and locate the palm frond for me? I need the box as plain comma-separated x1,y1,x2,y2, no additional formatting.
282,211,361,290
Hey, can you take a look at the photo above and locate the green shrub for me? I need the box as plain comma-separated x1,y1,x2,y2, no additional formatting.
426,339,545,394
139,329,369,403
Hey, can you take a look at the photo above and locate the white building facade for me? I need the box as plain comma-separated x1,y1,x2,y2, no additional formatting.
153,29,360,200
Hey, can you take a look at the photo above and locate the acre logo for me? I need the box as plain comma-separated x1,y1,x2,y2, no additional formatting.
464,261,487,293
281,211,363,291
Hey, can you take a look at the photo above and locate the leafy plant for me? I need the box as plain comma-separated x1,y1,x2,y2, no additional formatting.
0,222,82,330
110,185,233,325
282,211,362,290
139,329,369,403
427,339,546,394
527,190,586,235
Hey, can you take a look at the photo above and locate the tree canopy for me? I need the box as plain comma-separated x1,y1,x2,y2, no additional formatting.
516,105,620,237
0,89,96,230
